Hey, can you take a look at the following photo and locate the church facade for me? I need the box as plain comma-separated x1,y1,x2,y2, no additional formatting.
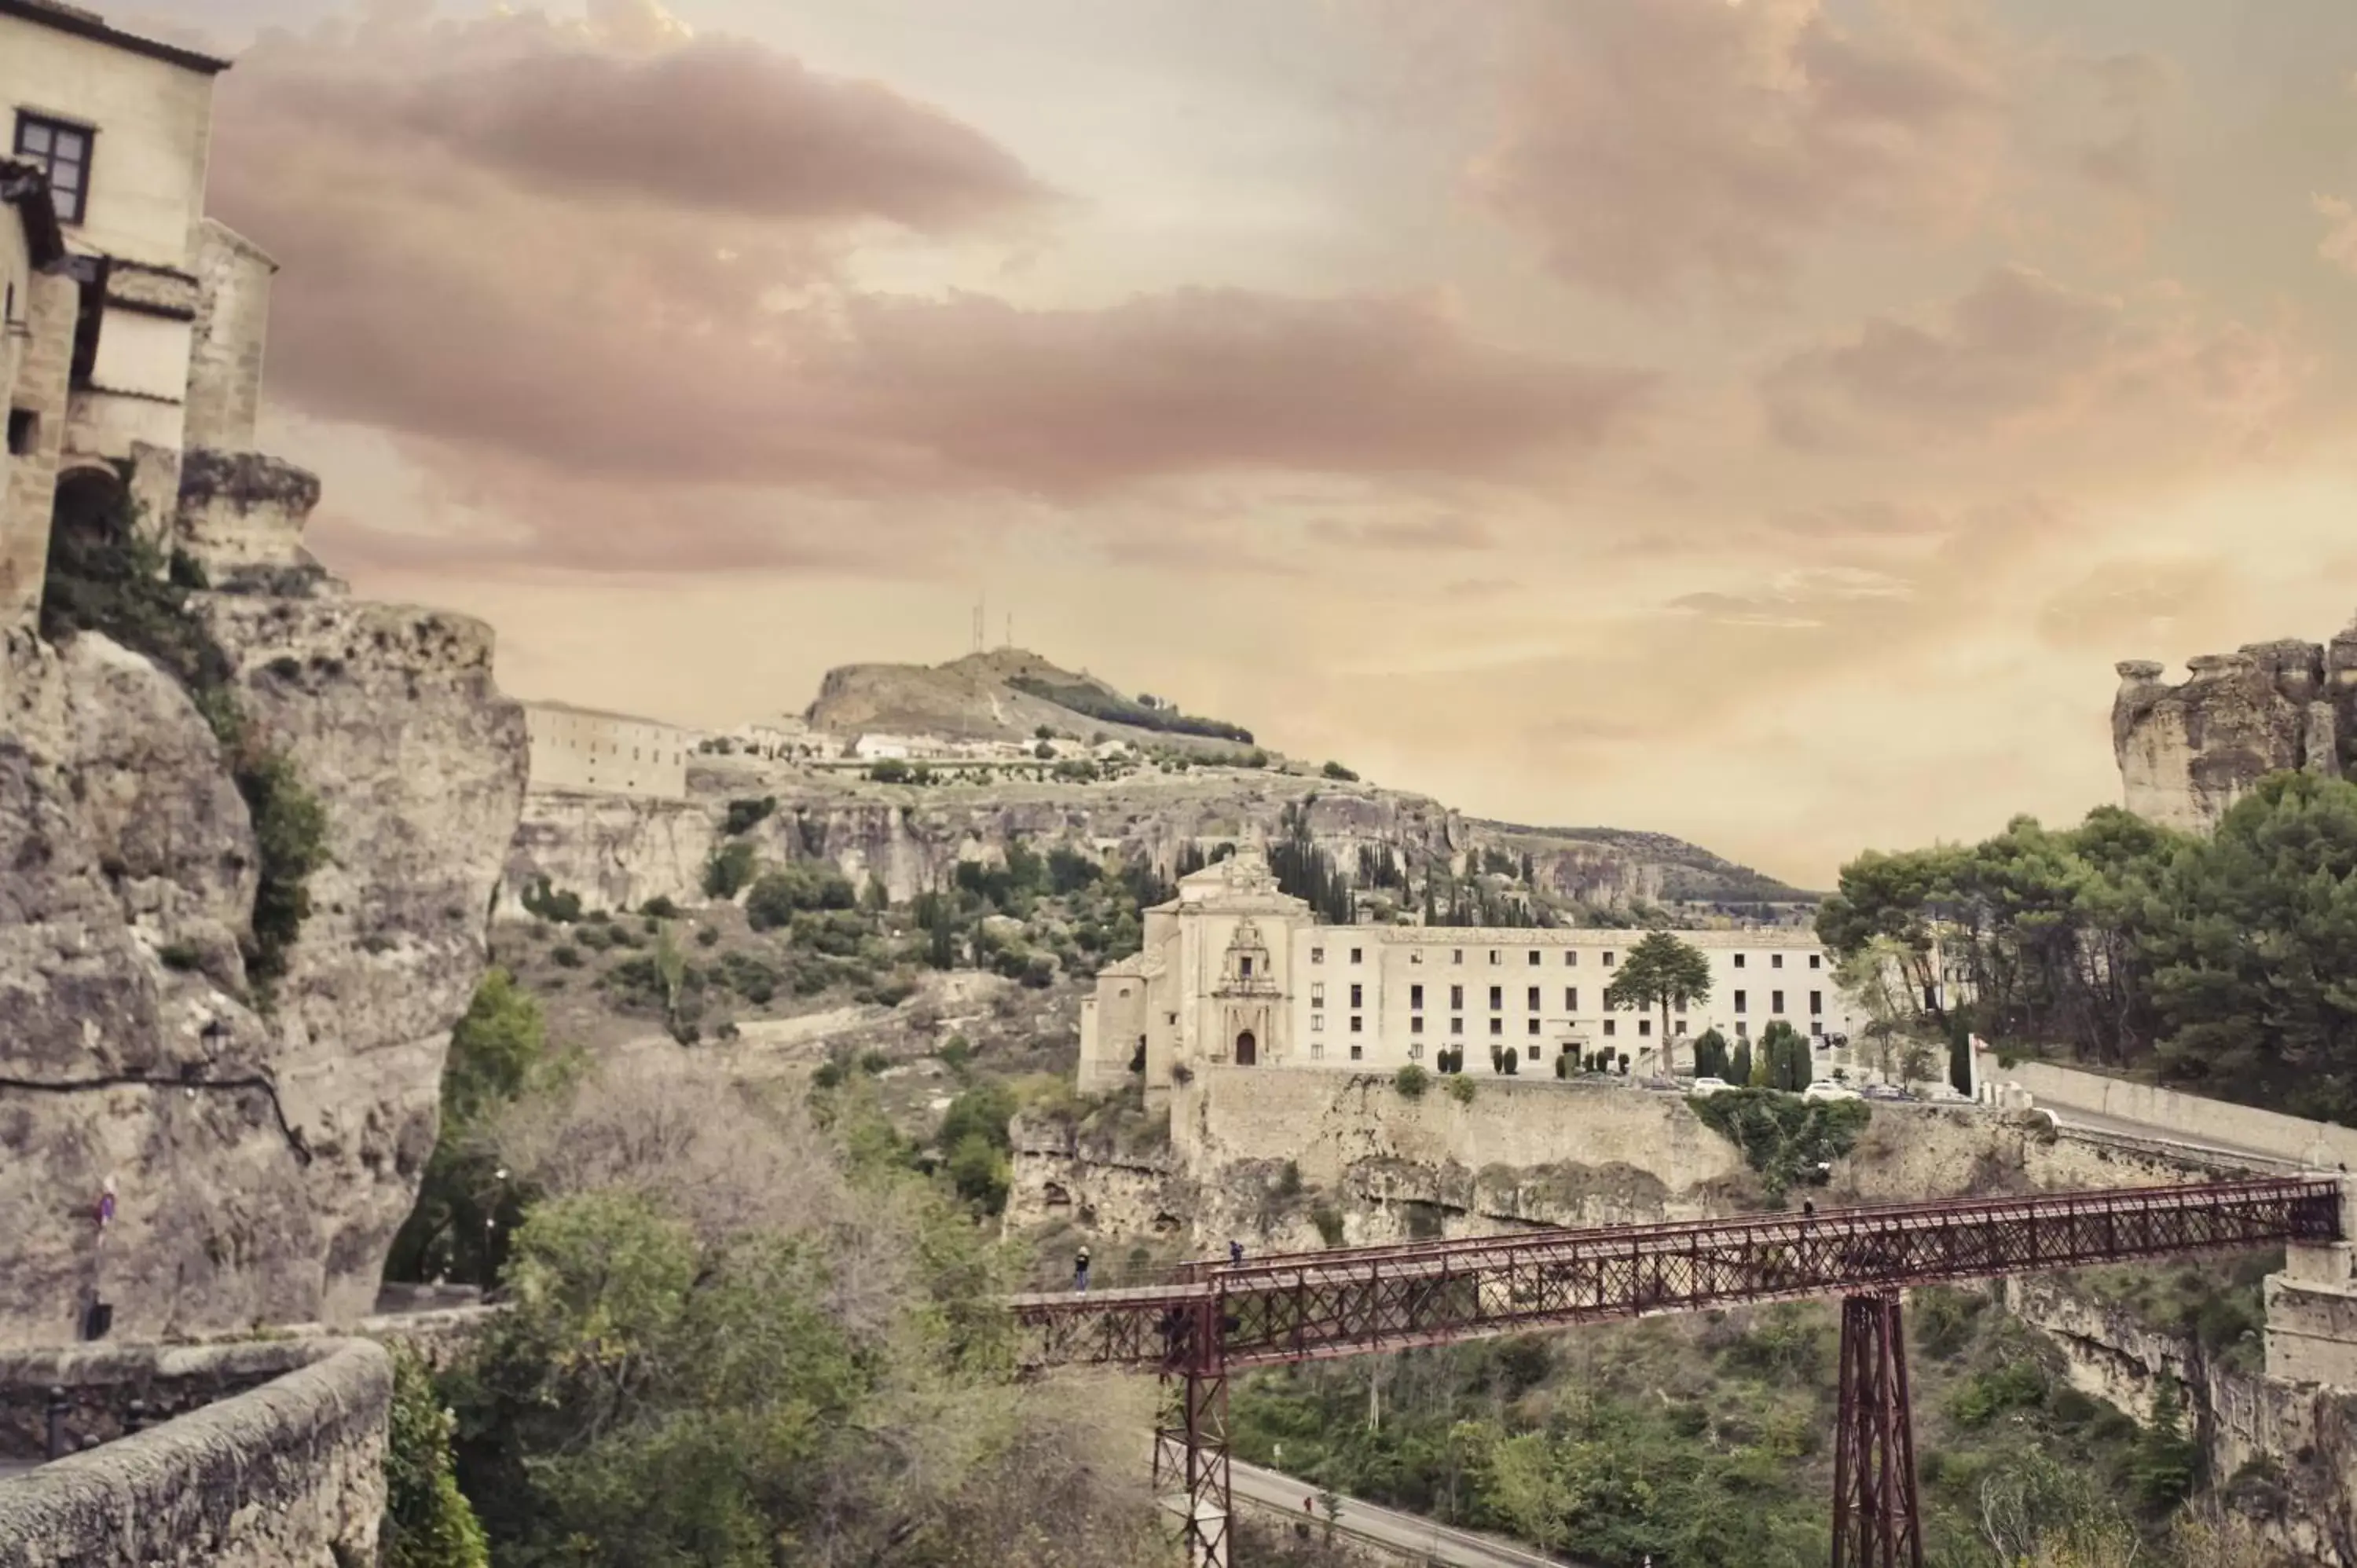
1078,845,1869,1096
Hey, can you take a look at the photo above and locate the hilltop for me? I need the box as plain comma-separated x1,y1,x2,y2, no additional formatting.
805,648,1262,756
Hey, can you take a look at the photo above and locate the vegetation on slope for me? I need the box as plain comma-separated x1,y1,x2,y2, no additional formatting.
1006,672,1255,744
1817,774,2357,1125
1233,1284,2278,1567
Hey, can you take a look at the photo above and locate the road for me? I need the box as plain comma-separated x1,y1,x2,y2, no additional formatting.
1230,1459,1593,1568
2043,1106,2309,1170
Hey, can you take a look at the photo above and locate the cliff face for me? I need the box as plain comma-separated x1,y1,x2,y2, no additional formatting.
0,454,526,1349
2115,616,2357,831
505,767,1798,919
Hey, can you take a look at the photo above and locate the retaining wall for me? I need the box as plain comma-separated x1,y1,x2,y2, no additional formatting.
0,1339,390,1567
1981,1054,2357,1168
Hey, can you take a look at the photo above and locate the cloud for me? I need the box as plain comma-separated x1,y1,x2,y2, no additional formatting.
2032,556,2245,652
207,2,1653,573
1666,566,1917,628
1758,266,2301,452
1306,515,1496,551
1464,0,2005,302
2316,195,2357,277
2066,52,2175,199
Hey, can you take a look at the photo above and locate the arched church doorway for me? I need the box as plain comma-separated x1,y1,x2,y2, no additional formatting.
1234,1031,1258,1066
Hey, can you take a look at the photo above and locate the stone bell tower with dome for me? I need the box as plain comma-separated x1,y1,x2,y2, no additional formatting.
1076,839,1311,1098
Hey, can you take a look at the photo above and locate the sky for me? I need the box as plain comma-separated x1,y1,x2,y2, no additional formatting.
129,0,2357,887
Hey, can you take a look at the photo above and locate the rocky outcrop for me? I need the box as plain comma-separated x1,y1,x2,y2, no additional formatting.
0,456,526,1349
2116,615,2357,831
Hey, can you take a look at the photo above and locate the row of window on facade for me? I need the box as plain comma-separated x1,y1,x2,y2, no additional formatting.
1307,1013,1828,1039
1307,983,1820,1014
553,738,684,764
1307,944,1821,972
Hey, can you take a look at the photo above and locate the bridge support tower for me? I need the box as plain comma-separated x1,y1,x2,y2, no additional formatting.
1153,1296,1231,1568
1833,1290,1923,1568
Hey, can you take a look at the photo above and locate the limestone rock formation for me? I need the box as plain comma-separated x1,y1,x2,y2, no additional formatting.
0,454,526,1350
2113,615,2357,831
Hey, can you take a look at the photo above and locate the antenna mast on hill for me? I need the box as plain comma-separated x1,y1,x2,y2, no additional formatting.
1005,612,1012,650
971,595,985,654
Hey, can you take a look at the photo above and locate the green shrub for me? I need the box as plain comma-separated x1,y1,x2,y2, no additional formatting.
1394,1064,1430,1099
1446,1075,1475,1106
1310,1205,1345,1247
867,757,913,784
1948,1360,2050,1427
721,797,777,836
521,877,582,924
380,1344,489,1568
746,863,857,929
1274,1160,1303,1200
158,940,203,973
702,840,758,899
937,1035,973,1075
1321,761,1358,782
858,1050,891,1075
1689,1088,1870,1202
640,895,681,919
694,925,719,947
550,944,581,969
237,749,328,988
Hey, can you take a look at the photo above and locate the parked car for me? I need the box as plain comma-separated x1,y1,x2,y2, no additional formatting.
1821,1031,1850,1049
1689,1076,1735,1097
1802,1079,1862,1103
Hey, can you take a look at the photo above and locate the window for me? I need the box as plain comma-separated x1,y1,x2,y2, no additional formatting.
1410,951,1424,965
1410,984,1424,1009
1734,954,1747,969
1527,1017,1540,1035
1603,951,1616,968
1523,987,1538,1012
1311,1041,1325,1060
1772,954,1784,969
6,409,35,457
1565,987,1578,1010
1349,984,1363,1007
1351,947,1363,964
1674,1020,1688,1035
1638,1020,1651,1036
1350,1044,1363,1061
1489,950,1501,965
1673,995,1686,1013
1772,991,1784,1013
1452,949,1464,965
1734,990,1747,1014
1527,951,1541,966
1811,1020,1824,1036
1736,1021,1749,1039
1239,956,1254,978
1450,984,1464,1009
1411,1016,1424,1034
1809,953,1822,970
1311,947,1325,964
1809,991,1823,1016
1487,986,1502,1009
1490,1017,1503,1035
1451,1017,1464,1035
1350,1015,1362,1033
1311,983,1325,1006
1565,951,1578,966
1604,1019,1616,1037
1311,1013,1324,1031
16,114,92,225
1409,1041,1424,1060
1526,1044,1541,1061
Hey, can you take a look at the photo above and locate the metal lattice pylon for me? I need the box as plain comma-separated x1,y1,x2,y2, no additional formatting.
1150,1296,1231,1568
1833,1290,1923,1568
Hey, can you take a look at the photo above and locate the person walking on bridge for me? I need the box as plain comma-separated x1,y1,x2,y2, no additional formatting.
1073,1246,1091,1294
1229,1239,1244,1266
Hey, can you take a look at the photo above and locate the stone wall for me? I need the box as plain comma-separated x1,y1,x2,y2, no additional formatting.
1985,1053,2357,1169
0,269,75,634
0,1339,390,1567
2113,619,2357,832
181,222,273,454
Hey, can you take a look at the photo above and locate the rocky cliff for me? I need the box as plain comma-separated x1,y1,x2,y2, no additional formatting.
2114,614,2357,831
505,764,1804,920
0,452,526,1349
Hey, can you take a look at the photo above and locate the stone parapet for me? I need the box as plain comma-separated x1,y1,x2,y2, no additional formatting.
0,1339,390,1566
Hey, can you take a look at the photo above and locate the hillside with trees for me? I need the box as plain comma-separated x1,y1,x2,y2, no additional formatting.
1814,770,2357,1127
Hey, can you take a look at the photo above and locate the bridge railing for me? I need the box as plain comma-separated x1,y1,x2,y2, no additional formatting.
1013,1177,2344,1372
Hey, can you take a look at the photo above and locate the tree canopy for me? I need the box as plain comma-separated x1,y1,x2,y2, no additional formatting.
1604,931,1714,1071
1815,773,2357,1126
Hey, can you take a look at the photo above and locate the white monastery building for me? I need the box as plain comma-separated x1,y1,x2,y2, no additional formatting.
523,701,691,800
1079,845,1868,1096
2,0,277,632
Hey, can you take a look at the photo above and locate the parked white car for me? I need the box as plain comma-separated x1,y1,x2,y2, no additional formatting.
1802,1079,1862,1102
1689,1076,1735,1097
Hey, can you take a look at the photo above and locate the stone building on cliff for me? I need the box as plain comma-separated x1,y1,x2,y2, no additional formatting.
1078,844,1866,1097
0,0,277,632
2113,614,2357,833
522,699,691,800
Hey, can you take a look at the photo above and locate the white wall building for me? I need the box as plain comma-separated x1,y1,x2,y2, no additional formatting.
1079,844,1867,1096
523,701,691,800
2,0,277,632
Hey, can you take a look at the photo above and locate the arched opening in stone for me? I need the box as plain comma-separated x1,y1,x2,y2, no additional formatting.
1152,1212,1181,1235
38,464,136,642
1234,1030,1257,1066
1043,1183,1072,1209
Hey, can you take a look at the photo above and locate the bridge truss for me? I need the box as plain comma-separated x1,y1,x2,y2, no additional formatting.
1010,1176,2344,1567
